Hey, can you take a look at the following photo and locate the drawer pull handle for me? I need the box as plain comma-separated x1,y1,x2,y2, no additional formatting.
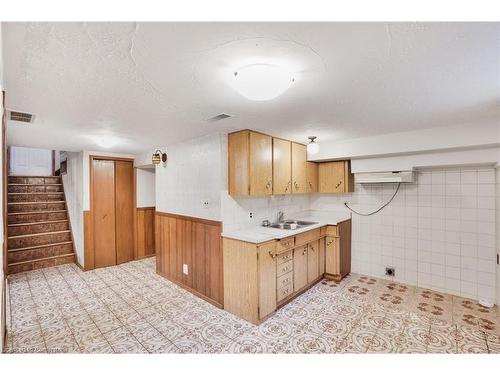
327,239,334,246
269,251,277,259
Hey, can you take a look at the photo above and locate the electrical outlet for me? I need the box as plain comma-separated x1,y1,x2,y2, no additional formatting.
249,212,254,219
202,199,210,208
385,267,395,277
183,264,189,275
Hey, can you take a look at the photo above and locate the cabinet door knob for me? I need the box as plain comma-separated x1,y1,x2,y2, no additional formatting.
269,251,277,259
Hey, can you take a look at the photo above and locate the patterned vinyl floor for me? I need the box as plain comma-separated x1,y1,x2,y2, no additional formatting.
4,257,500,353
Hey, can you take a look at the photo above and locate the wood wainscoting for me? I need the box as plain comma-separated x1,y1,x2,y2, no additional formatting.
155,211,223,308
136,207,155,259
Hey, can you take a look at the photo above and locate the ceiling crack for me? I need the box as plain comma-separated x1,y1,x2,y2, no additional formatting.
127,22,171,105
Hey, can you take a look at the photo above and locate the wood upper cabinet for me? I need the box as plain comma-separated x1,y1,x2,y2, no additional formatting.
272,138,292,195
306,162,318,193
228,130,273,196
307,240,320,283
293,244,308,292
291,142,307,194
318,160,354,193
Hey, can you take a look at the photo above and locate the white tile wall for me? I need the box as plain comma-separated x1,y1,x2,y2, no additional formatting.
307,167,497,302
221,193,311,232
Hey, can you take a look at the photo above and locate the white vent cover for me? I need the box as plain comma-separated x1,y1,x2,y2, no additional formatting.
355,171,415,184
207,113,232,121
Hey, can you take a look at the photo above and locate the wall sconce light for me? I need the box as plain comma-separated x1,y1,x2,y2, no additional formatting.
152,150,167,165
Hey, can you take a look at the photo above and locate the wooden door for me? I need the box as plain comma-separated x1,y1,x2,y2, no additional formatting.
306,162,318,193
92,159,116,268
325,236,339,275
291,143,307,194
115,161,135,264
258,242,277,319
318,161,345,193
307,240,320,283
293,245,308,292
272,138,291,195
249,131,273,196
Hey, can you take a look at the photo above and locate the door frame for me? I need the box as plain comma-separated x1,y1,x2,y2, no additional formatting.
2,91,7,350
87,155,137,270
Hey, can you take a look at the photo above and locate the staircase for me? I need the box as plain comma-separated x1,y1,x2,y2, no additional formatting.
7,175,75,274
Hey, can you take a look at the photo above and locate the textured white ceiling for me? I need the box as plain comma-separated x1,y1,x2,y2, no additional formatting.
2,22,499,154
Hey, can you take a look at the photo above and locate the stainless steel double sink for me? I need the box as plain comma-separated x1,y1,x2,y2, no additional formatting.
268,220,318,230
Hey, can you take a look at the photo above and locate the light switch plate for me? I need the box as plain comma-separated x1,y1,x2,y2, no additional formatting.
183,264,189,275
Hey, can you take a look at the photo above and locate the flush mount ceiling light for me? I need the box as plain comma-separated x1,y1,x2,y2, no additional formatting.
229,64,295,101
307,136,319,155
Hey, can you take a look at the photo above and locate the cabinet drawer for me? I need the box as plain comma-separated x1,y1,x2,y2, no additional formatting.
277,271,293,289
277,283,293,302
277,260,293,277
277,237,295,252
295,228,321,247
326,225,338,236
277,250,293,265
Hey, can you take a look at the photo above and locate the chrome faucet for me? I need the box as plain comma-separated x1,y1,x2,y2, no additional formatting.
277,211,285,223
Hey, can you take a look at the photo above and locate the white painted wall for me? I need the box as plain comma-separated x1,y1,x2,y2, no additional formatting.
155,133,226,221
137,168,155,208
61,152,84,267
9,146,52,176
311,122,500,161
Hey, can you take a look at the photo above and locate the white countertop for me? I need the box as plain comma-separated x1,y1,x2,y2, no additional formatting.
221,212,351,244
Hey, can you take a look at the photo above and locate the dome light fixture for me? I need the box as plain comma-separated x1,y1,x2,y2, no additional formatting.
307,136,319,155
229,63,294,101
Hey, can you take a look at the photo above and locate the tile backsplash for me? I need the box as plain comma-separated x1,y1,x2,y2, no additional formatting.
221,167,498,303
221,193,311,232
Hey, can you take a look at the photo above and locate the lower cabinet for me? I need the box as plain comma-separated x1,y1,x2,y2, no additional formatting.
325,219,352,281
293,245,308,292
223,220,351,324
307,239,320,283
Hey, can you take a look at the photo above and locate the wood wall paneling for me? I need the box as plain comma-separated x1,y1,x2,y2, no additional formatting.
83,211,94,270
92,159,116,268
136,207,155,259
115,161,135,264
156,212,223,307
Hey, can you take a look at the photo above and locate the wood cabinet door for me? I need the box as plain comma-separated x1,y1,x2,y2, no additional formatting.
338,219,352,277
306,161,318,193
92,159,116,268
318,237,325,275
272,138,291,195
307,240,320,283
318,161,346,193
258,242,277,319
293,245,308,292
325,236,340,275
228,131,250,196
115,161,135,264
291,143,307,194
249,131,273,196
